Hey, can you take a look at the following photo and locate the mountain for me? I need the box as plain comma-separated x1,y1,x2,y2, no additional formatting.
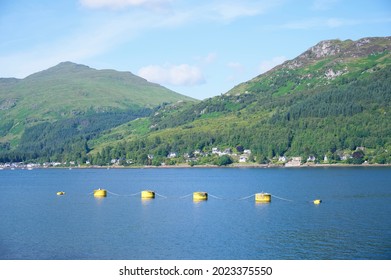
0,61,194,122
227,36,391,96
88,36,391,166
0,62,196,159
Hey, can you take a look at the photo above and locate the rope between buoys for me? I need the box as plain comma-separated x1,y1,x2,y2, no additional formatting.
128,191,142,197
239,194,255,200
106,190,141,197
271,194,293,202
180,193,193,199
208,193,224,200
155,192,167,199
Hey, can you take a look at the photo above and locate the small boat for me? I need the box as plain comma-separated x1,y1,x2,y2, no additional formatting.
57,191,65,196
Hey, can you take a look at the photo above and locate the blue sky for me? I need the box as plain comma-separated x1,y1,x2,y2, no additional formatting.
1,0,390,99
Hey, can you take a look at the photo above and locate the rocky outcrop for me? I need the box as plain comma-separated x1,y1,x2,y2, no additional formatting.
284,37,391,70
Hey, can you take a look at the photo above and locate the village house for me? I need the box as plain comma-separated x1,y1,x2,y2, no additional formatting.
307,155,316,162
285,157,302,167
243,149,252,155
193,150,206,157
278,155,287,162
239,155,248,163
167,152,177,159
340,153,352,161
212,147,234,156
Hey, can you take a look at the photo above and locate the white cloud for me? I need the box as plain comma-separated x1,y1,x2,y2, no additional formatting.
138,64,205,86
80,0,172,10
259,56,286,74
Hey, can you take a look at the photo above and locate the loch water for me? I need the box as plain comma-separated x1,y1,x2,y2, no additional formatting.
0,167,390,260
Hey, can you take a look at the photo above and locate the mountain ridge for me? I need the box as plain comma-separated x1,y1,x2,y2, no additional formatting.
227,36,391,96
0,61,196,152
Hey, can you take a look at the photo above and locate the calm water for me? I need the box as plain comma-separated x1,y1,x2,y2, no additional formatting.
0,167,390,260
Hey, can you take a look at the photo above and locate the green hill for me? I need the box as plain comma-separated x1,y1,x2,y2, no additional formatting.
89,36,391,166
0,62,196,160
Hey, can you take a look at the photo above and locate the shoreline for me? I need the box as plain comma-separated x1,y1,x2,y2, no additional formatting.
2,163,391,170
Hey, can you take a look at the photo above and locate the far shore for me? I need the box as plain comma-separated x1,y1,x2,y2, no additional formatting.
2,162,390,170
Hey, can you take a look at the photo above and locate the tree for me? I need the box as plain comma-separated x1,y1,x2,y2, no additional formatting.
350,150,365,164
217,155,233,166
236,145,244,153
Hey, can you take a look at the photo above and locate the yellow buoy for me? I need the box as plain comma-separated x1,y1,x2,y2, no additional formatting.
141,190,155,199
313,199,322,205
93,188,107,197
255,193,271,203
193,192,208,201
56,191,65,196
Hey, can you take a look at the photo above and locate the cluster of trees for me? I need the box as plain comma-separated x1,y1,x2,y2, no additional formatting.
84,65,391,166
0,108,151,163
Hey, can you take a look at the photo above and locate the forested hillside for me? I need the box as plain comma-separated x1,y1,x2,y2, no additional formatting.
0,62,195,162
88,37,391,166
1,37,391,166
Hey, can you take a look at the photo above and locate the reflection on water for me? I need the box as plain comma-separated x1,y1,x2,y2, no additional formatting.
0,167,390,260
141,198,153,206
94,197,105,206
192,200,207,206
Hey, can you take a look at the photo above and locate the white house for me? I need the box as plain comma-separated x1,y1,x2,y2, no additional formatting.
168,152,177,158
285,157,301,167
239,155,248,163
307,156,316,162
278,156,287,162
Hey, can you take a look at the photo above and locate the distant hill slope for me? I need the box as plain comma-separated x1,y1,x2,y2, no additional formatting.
88,36,391,166
227,36,391,96
0,62,196,154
